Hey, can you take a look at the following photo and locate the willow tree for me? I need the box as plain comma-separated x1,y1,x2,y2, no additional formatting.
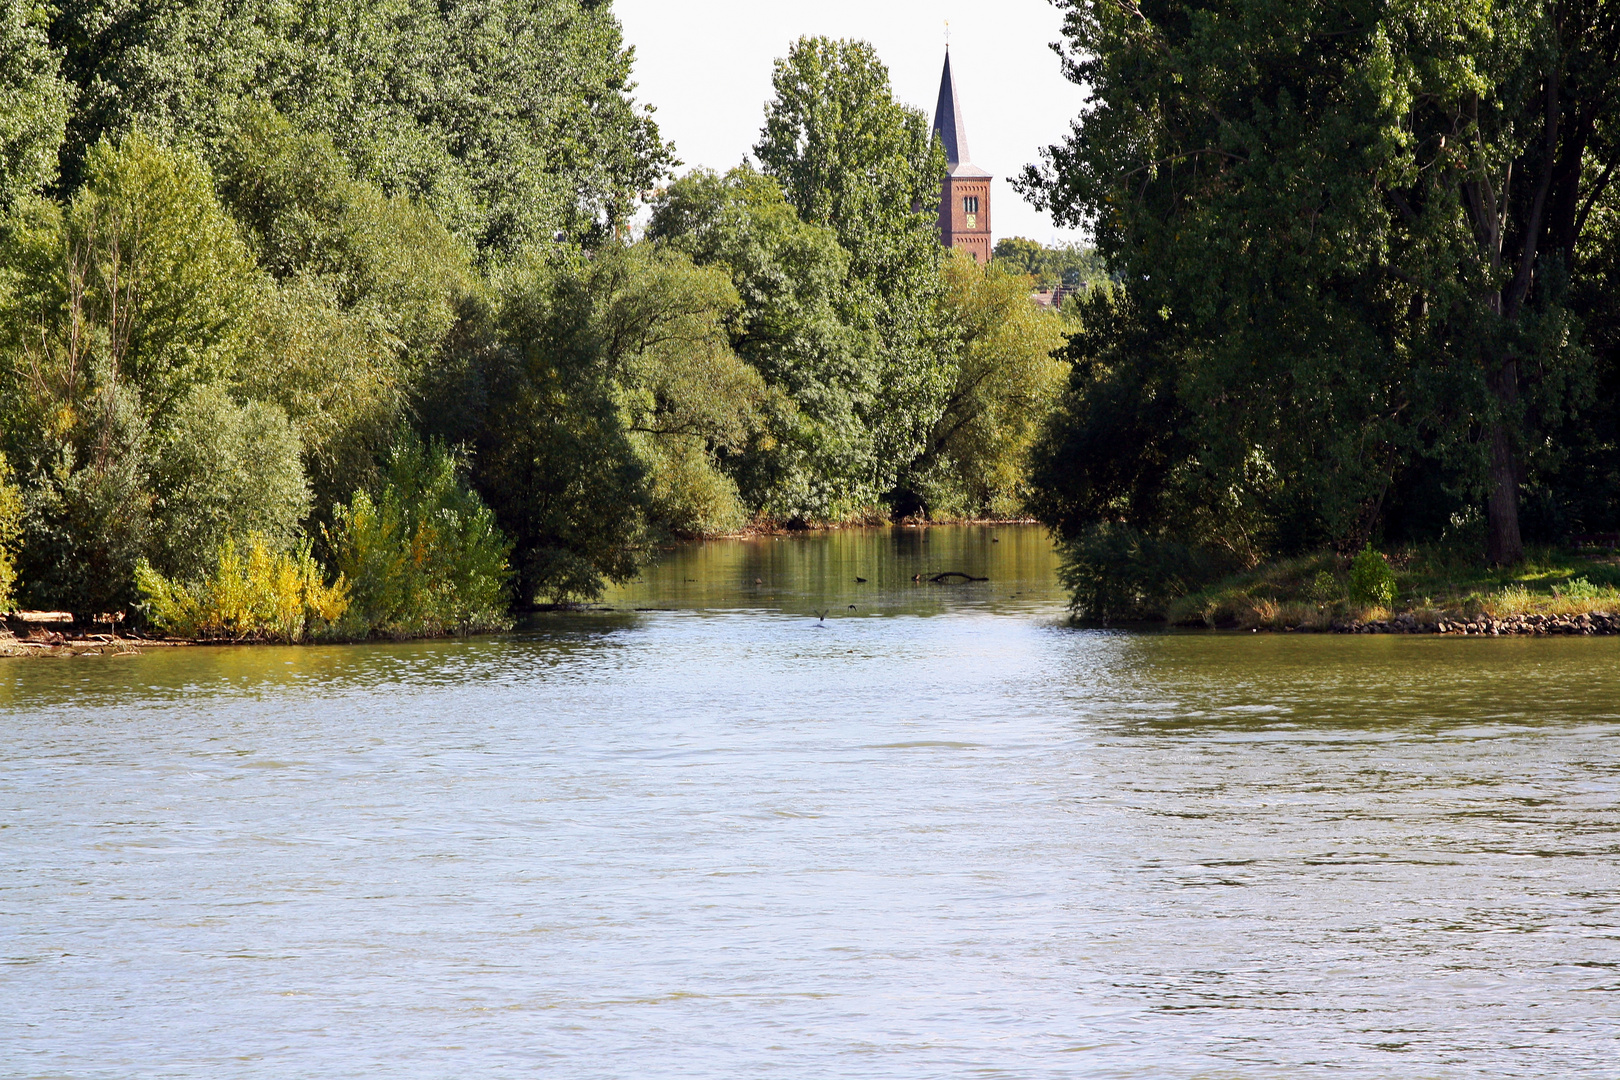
1022,0,1620,565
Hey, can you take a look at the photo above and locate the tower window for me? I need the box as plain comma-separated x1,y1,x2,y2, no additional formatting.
962,196,979,214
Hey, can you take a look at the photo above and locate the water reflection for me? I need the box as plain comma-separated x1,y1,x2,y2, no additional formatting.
2,526,1617,1079
601,523,1066,617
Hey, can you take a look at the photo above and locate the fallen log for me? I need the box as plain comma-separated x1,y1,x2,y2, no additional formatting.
929,571,988,583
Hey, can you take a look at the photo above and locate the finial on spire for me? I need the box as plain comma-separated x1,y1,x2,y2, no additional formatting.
944,20,950,48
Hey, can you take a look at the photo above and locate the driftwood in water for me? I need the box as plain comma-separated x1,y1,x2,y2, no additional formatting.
928,572,988,583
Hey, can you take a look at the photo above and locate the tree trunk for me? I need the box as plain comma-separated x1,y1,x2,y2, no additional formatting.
1485,359,1523,566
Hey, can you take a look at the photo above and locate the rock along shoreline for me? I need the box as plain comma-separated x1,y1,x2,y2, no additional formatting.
1330,612,1619,636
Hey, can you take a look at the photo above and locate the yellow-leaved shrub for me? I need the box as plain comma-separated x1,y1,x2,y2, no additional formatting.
136,535,349,642
0,452,22,611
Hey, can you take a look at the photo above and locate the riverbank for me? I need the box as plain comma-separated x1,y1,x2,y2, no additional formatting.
1163,545,1620,633
1,629,152,657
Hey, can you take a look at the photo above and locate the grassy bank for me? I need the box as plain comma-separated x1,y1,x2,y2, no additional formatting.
1166,546,1620,631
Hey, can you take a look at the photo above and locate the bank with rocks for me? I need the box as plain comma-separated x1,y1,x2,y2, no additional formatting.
1336,612,1619,635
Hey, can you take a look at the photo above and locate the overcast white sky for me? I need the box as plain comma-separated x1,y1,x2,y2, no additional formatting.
614,0,1088,246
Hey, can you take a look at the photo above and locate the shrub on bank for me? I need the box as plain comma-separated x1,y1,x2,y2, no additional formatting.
134,440,513,643
0,453,21,611
1059,523,1235,623
135,537,349,642
325,438,512,638
1348,546,1396,606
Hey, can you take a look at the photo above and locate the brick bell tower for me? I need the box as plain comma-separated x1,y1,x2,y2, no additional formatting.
933,47,991,262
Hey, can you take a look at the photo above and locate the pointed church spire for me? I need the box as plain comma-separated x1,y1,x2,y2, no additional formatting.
933,49,970,168
933,50,990,178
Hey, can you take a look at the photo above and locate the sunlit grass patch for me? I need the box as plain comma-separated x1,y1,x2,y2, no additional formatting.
1163,543,1620,628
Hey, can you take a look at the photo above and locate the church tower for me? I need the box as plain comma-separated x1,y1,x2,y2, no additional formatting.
933,48,992,262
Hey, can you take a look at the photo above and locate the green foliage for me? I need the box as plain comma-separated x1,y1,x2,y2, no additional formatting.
5,371,152,617
755,37,953,490
1029,288,1280,565
326,438,511,637
136,535,348,642
74,133,260,408
753,37,941,239
428,241,768,602
0,133,266,615
0,451,22,609
0,0,69,209
440,250,647,603
148,385,309,582
649,166,880,521
920,253,1068,518
637,435,747,538
214,109,478,511
1561,576,1600,600
1058,524,1233,624
51,0,672,253
1348,547,1397,607
1307,570,1341,606
215,108,475,358
991,237,1108,290
593,243,766,537
0,132,262,418
1022,0,1615,570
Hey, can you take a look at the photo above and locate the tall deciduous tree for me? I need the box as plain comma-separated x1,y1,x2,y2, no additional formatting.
0,134,267,613
649,166,880,522
0,0,69,209
48,0,671,253
1022,0,1620,565
754,37,953,499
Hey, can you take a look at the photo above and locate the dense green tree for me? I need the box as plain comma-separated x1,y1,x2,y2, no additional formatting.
0,0,69,209
18,133,260,417
1027,288,1266,619
593,244,768,536
649,166,882,521
447,250,648,603
1518,99,1620,540
47,0,671,253
0,134,263,613
917,253,1069,517
148,384,309,581
426,241,769,602
1021,0,1620,567
212,109,479,512
5,373,151,615
754,37,954,500
989,237,1047,280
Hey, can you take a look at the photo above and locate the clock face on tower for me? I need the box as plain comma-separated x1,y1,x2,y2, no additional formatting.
965,213,976,229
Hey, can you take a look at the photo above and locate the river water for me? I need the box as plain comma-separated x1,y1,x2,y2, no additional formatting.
2,525,1617,1078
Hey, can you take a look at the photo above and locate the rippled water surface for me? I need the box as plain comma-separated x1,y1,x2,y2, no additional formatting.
3,525,1618,1078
